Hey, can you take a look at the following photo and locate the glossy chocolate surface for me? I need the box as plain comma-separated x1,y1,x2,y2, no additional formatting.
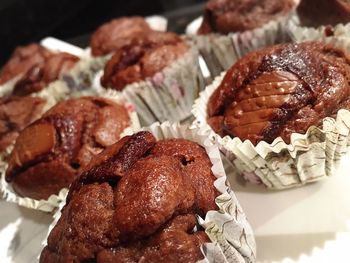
40,132,218,263
208,42,350,144
5,96,130,199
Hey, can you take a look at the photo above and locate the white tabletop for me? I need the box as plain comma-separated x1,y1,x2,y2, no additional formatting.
232,154,350,263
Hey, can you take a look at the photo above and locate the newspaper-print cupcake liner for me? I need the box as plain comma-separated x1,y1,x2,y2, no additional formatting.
88,46,205,126
0,88,140,212
186,6,299,79
192,73,350,190
41,122,256,262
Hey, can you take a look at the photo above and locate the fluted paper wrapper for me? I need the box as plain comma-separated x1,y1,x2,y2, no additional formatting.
42,122,256,262
287,20,350,54
0,88,140,212
186,8,298,79
192,73,350,189
286,15,350,43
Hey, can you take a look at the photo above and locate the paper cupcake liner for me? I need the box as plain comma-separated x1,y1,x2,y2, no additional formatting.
192,72,350,190
287,20,350,55
186,10,298,80
0,87,140,212
286,14,350,43
89,46,205,126
41,122,256,262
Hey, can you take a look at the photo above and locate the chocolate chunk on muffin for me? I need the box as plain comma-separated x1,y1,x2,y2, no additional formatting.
297,0,350,27
198,0,296,34
40,131,218,263
5,96,131,200
0,96,46,152
0,43,79,96
207,41,350,144
100,31,189,90
90,16,153,57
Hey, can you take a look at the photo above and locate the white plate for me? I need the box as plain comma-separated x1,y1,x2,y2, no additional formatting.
1,154,350,263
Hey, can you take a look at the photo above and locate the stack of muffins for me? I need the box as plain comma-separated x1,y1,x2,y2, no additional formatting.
1,0,350,262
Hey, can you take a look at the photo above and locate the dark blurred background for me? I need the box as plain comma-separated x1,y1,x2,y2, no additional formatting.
0,0,205,66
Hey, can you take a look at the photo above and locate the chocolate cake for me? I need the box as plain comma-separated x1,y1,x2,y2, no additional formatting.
297,0,350,27
198,0,296,34
100,31,189,90
40,131,218,262
207,41,350,144
90,16,153,56
0,96,46,152
5,96,131,200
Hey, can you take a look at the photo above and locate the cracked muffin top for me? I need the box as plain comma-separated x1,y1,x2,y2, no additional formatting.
12,52,79,96
90,16,153,56
40,131,219,263
207,41,350,144
100,31,189,90
0,43,79,96
0,44,51,85
0,96,46,152
5,96,131,200
198,0,296,34
0,44,79,96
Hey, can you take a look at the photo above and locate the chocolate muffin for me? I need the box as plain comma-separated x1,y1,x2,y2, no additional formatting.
40,131,218,263
0,43,79,96
12,52,79,96
5,96,131,200
90,16,153,57
0,44,51,85
100,31,189,90
0,96,46,152
198,0,296,34
297,0,350,28
207,41,350,145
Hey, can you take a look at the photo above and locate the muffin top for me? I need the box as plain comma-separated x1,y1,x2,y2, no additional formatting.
0,96,46,152
40,131,218,263
5,96,131,200
0,44,51,85
297,0,350,27
207,41,350,144
90,16,153,56
100,31,189,90
0,43,79,96
12,52,79,96
198,0,296,34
